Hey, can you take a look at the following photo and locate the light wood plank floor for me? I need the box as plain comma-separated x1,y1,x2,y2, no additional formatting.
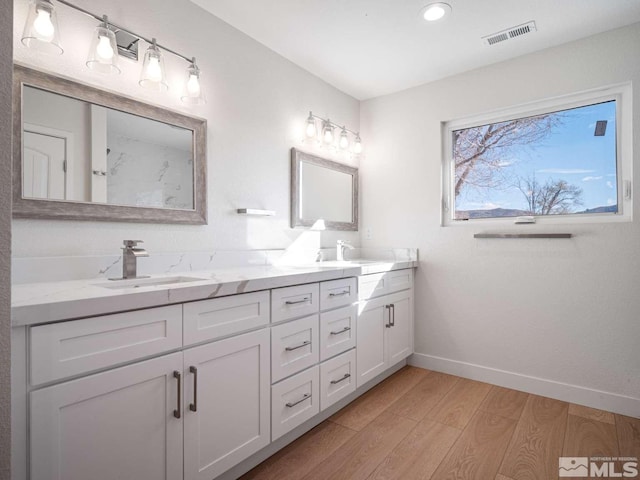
241,366,640,480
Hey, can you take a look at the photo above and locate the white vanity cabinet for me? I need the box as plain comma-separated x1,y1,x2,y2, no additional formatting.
183,329,270,480
15,266,415,480
356,269,414,387
30,352,184,480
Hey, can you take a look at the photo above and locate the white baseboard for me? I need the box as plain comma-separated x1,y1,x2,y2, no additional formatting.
409,353,640,418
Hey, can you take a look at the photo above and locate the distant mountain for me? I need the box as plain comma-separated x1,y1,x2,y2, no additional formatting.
456,204,618,219
576,205,618,214
455,208,529,219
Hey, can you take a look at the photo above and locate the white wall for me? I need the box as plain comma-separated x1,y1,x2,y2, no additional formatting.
1,0,13,475
12,0,360,257
360,23,640,414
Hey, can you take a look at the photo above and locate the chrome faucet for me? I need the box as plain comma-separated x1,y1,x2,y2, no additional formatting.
336,240,354,262
120,240,149,280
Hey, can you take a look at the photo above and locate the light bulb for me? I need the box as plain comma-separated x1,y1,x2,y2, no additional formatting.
323,121,334,144
305,115,316,138
353,135,363,154
96,35,114,60
33,8,54,41
339,129,349,149
186,74,201,96
146,56,162,82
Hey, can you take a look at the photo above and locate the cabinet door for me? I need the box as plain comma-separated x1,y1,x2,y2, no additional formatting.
183,329,270,480
356,296,388,387
386,290,413,365
30,353,183,480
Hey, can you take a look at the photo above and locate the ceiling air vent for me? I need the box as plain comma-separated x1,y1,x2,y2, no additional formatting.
482,21,537,46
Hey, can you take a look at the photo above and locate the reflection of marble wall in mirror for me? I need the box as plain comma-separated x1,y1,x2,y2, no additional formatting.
106,115,194,209
300,162,353,222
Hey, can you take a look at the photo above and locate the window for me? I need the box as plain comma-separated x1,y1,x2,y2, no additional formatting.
442,84,632,224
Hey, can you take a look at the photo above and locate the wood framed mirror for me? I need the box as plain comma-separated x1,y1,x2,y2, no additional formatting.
13,65,207,224
291,148,358,231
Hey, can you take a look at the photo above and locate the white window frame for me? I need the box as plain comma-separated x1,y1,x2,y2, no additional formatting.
441,83,633,226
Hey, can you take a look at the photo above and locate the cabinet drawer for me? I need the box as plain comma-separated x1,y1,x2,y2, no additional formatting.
320,277,357,311
183,291,270,346
320,349,356,411
358,268,413,300
30,305,182,386
271,315,319,382
320,305,357,361
271,366,320,441
271,283,319,323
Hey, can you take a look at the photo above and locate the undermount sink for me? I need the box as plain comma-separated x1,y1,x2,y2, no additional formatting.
95,276,207,290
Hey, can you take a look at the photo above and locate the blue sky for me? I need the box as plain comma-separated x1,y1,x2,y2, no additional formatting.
455,101,617,213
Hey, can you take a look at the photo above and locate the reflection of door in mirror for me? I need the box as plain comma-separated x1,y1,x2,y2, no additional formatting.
23,126,72,200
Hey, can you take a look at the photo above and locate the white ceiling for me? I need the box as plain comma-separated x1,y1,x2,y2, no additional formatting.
190,0,640,100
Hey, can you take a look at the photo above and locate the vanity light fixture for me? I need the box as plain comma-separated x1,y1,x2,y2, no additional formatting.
339,127,349,149
304,111,363,154
181,58,205,105
139,38,168,92
21,0,206,104
322,120,335,144
353,134,363,154
86,15,120,75
421,2,452,22
305,112,317,138
21,0,63,55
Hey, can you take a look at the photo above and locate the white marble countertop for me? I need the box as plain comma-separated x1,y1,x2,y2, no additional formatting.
12,260,417,326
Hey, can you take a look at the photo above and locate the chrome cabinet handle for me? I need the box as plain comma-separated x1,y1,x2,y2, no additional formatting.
189,366,198,413
330,373,351,385
286,393,311,408
285,297,310,305
385,305,391,328
285,340,311,351
390,303,395,327
329,291,350,297
330,326,351,336
173,371,182,419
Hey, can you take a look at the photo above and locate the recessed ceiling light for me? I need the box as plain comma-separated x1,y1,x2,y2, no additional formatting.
421,2,452,22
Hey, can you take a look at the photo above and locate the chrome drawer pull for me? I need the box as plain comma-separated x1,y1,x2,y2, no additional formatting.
173,371,182,419
285,340,311,351
286,393,311,408
285,297,310,305
330,373,351,385
329,290,350,297
330,326,351,336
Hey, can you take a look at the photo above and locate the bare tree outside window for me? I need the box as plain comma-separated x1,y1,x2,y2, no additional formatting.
451,100,617,220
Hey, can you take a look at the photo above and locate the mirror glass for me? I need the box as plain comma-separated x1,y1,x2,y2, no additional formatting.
13,66,207,224
291,148,358,231
23,86,194,209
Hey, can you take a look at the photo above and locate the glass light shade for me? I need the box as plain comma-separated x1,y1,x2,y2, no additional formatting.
139,40,168,92
86,24,120,74
21,0,63,55
181,61,205,104
305,113,317,138
353,135,363,154
322,121,334,144
339,128,349,149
